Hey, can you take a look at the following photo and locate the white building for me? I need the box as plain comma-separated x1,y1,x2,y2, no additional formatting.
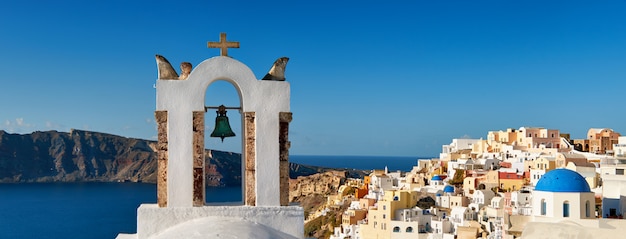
368,174,395,200
428,218,454,239
389,207,433,237
529,169,546,187
440,138,480,160
469,189,495,212
600,164,626,218
330,224,361,239
449,206,475,227
614,136,626,158
511,189,533,215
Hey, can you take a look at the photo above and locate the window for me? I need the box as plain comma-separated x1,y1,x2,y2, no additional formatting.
406,227,413,233
393,227,400,232
586,201,591,218
541,199,546,215
563,201,570,217
383,214,386,219
617,169,624,175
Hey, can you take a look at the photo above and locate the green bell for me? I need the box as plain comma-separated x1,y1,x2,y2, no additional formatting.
210,105,236,142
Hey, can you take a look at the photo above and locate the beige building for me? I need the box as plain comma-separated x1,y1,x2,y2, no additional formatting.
342,208,367,225
487,128,520,146
471,139,491,154
574,128,621,154
517,127,562,150
554,152,587,168
487,127,563,153
483,171,500,191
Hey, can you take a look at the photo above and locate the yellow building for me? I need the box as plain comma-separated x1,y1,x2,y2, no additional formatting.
498,170,526,192
532,156,556,171
364,175,371,185
464,177,478,195
482,170,526,192
360,190,419,239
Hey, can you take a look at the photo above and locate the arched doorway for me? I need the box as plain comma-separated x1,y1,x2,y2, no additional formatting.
205,80,243,204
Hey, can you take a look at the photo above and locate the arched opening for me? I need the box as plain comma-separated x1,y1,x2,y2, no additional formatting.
406,227,413,233
563,201,570,217
205,80,243,205
392,226,400,233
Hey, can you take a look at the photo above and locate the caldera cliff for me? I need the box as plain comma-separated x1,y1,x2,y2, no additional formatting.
0,129,367,186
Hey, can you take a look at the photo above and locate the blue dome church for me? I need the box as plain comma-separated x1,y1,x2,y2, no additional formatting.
532,169,595,221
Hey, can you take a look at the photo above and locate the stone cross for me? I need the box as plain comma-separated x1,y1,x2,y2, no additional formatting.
207,32,240,57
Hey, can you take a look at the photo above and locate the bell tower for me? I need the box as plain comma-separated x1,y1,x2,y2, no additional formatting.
118,33,303,239
153,33,292,207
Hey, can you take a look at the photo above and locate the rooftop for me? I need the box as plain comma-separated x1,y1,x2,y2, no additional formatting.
535,168,591,193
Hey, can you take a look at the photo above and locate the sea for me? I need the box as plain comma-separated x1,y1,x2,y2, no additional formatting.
0,155,425,239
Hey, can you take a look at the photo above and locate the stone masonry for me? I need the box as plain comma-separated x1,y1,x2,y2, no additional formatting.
155,110,168,207
244,112,256,206
192,111,205,206
279,112,292,206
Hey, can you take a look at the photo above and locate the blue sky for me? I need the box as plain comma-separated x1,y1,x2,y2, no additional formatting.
1,1,625,157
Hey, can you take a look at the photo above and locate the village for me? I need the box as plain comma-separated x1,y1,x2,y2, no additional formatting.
299,127,626,239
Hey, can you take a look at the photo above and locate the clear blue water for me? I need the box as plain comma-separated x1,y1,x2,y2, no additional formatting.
0,183,155,239
0,183,243,239
0,155,422,238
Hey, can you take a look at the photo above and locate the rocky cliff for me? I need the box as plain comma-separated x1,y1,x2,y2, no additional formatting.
0,130,366,186
289,170,348,202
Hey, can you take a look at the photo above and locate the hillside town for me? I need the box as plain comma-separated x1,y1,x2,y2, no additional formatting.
300,127,626,239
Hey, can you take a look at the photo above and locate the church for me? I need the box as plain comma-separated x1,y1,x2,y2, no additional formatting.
522,168,626,239
531,168,595,221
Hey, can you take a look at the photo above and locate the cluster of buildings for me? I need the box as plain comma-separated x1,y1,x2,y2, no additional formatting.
320,127,626,239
